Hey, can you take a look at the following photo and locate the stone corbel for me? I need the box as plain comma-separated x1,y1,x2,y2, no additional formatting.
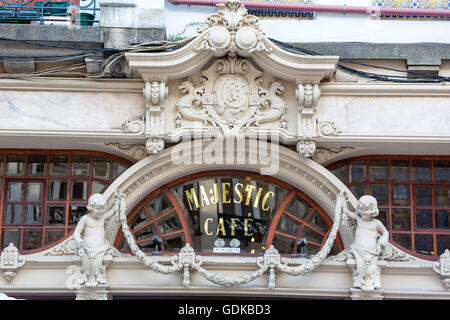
144,80,168,155
296,82,320,158
433,249,450,290
120,80,168,156
0,243,26,283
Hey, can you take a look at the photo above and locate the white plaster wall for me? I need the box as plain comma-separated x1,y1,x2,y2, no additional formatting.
0,91,144,131
164,0,450,43
2,89,449,138
317,96,450,136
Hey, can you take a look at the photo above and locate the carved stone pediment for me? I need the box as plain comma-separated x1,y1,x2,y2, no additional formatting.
176,57,287,135
123,0,340,157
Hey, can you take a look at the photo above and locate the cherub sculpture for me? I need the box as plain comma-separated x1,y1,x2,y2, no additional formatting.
341,194,389,291
73,190,125,287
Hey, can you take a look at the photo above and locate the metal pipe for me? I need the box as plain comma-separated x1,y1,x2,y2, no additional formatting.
168,0,450,17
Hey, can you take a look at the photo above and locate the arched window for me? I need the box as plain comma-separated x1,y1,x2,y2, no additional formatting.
115,171,343,256
328,156,449,260
0,150,133,254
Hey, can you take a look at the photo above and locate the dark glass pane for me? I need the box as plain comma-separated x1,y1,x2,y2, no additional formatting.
301,226,324,245
272,234,295,254
134,224,157,242
138,238,157,253
378,208,389,229
370,184,388,206
350,184,366,199
46,205,66,226
0,154,3,175
331,165,346,184
163,233,186,252
1,229,20,249
285,195,312,221
303,243,320,255
436,210,449,229
434,188,450,207
93,157,110,180
146,193,174,218
92,181,108,194
130,209,152,232
70,180,89,201
412,160,430,182
306,211,328,234
434,160,450,183
415,187,432,207
27,155,47,176
369,160,387,181
437,235,450,256
45,229,65,246
414,234,434,256
26,182,43,201
5,205,22,225
113,162,128,180
393,233,412,251
50,155,68,176
22,229,43,251
391,184,410,206
349,161,366,183
6,155,25,176
48,180,67,201
390,160,410,182
68,205,87,226
24,205,42,225
416,209,432,229
276,214,301,237
157,213,182,235
392,209,411,231
119,237,131,252
71,155,89,177
7,182,23,201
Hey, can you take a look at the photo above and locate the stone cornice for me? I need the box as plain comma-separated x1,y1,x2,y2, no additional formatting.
2,78,450,97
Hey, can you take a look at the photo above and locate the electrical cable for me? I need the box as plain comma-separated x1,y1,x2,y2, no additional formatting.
269,37,450,83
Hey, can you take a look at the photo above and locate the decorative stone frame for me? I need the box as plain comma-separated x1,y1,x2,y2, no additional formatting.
101,141,356,248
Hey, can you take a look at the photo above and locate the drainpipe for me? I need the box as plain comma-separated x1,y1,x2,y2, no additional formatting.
168,0,450,17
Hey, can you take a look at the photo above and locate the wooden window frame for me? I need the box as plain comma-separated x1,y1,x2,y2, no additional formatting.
327,155,450,261
0,150,133,254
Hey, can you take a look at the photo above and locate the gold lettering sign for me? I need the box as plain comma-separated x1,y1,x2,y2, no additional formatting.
183,181,275,212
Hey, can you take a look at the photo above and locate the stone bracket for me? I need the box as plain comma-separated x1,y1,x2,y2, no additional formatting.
433,249,450,290
0,243,26,283
120,80,168,156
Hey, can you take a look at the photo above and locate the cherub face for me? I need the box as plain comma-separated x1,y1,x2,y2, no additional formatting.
87,194,106,219
356,195,379,221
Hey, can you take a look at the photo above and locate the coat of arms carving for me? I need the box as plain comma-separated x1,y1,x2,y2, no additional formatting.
176,57,287,136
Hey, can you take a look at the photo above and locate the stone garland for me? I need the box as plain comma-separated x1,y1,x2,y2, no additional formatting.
117,196,343,289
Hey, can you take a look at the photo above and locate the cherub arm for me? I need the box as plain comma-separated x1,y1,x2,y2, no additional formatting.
73,215,87,247
376,220,389,252
342,200,358,221
103,200,120,220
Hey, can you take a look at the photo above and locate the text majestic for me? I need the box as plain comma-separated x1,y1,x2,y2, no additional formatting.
183,181,275,212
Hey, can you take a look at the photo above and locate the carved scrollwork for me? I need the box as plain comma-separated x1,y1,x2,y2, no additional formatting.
175,57,288,136
194,0,271,57
120,117,145,135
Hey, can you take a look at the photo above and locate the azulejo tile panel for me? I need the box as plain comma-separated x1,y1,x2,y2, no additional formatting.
246,0,316,19
372,0,450,20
